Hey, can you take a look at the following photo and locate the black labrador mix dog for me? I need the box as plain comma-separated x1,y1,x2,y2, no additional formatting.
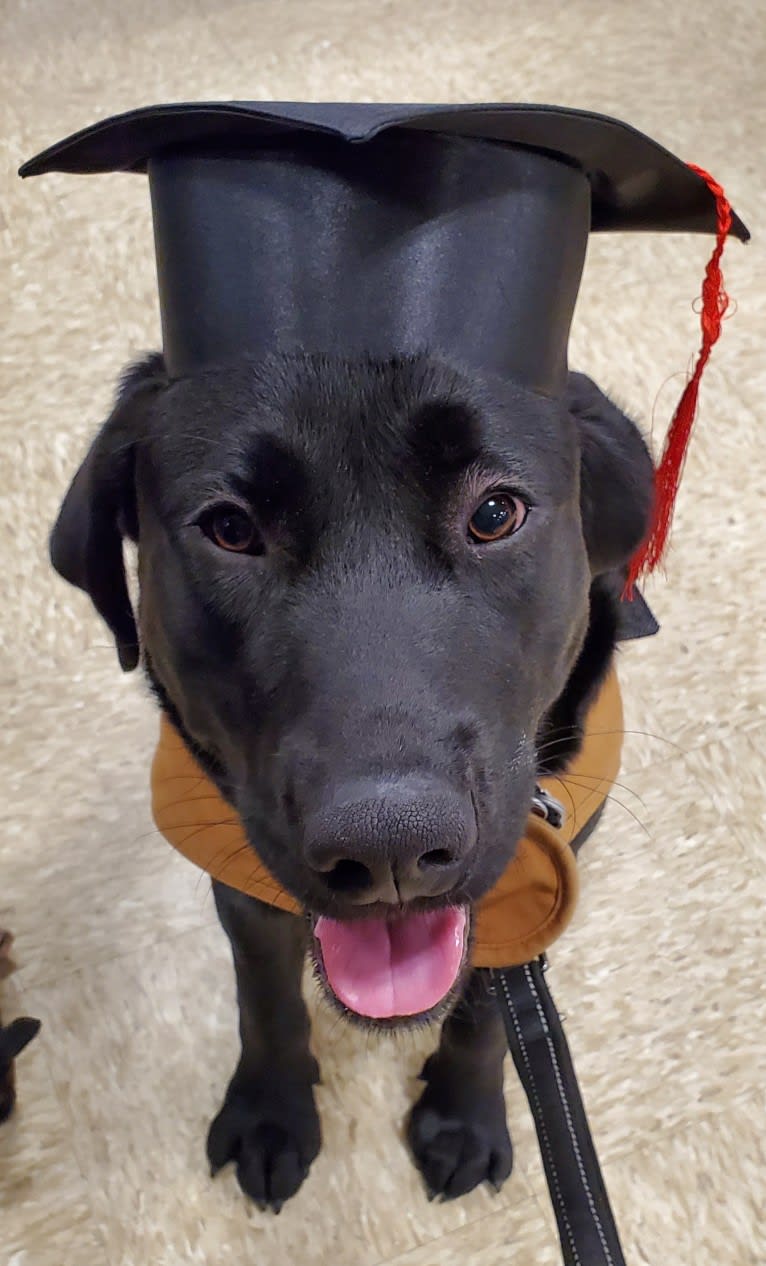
50,350,652,1209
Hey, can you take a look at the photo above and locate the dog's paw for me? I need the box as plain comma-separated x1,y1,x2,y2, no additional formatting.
207,1076,321,1212
407,1071,513,1201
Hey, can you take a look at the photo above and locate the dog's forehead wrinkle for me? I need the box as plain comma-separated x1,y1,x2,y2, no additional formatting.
273,353,483,475
143,353,578,536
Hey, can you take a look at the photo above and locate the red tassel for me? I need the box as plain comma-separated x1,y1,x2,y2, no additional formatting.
625,164,733,595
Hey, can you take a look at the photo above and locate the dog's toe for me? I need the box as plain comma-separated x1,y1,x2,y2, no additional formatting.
408,1092,513,1201
207,1084,320,1211
235,1122,309,1210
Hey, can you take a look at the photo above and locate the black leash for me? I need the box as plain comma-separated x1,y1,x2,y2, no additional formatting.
486,784,625,1260
485,782,626,1265
496,585,658,1262
490,955,625,1265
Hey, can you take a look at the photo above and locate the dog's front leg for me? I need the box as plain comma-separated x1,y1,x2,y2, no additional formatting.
207,882,321,1211
407,968,512,1200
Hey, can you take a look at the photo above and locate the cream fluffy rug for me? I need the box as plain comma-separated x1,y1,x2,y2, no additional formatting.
1,1,764,1263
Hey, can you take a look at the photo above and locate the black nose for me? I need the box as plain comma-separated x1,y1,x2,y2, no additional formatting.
303,776,476,905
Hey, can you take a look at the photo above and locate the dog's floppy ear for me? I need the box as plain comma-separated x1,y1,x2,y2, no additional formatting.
567,372,654,576
50,353,168,671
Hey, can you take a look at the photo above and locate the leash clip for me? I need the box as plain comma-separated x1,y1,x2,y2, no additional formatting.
530,786,565,829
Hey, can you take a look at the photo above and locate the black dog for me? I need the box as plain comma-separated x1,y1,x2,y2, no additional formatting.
50,351,652,1208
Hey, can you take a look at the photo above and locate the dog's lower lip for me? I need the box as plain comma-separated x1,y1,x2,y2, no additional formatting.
311,905,469,1022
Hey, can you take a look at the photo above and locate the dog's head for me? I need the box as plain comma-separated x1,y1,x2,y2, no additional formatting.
51,352,652,1025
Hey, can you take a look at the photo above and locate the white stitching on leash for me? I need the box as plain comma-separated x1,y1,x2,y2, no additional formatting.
523,963,614,1266
496,970,581,1266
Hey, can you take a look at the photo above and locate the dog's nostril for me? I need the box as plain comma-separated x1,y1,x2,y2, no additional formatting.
323,858,374,894
418,848,455,870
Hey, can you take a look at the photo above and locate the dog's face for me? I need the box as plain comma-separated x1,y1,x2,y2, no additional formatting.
51,353,651,1025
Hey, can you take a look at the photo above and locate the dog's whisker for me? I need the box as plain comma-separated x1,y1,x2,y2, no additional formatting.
597,790,652,840
536,725,582,746
541,768,647,809
207,845,267,899
124,820,252,851
557,775,652,840
194,870,210,901
272,876,293,905
546,774,578,825
580,727,686,756
107,825,262,910
536,726,684,761
324,1006,351,1050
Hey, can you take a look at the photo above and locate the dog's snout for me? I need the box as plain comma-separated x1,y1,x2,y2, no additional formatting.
304,777,476,905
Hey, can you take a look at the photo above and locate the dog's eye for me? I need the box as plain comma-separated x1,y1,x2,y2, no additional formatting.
200,506,262,554
468,493,528,543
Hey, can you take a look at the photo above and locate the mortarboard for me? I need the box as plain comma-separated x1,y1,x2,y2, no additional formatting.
20,101,748,579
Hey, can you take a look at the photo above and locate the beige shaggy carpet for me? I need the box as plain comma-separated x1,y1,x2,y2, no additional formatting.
1,1,764,1263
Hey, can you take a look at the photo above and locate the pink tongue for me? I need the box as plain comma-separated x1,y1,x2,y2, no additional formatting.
314,907,467,1019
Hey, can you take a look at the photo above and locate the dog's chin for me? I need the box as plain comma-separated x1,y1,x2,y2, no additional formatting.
308,904,472,1032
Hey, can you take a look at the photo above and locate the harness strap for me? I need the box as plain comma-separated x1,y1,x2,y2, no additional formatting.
490,958,626,1266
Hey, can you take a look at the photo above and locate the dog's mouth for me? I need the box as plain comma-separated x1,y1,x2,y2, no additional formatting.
311,905,470,1025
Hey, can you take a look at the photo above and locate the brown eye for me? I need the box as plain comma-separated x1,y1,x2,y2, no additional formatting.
201,506,261,554
468,493,528,543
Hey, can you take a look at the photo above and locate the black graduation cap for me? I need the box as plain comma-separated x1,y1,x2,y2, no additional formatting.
21,102,748,582
20,101,748,392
